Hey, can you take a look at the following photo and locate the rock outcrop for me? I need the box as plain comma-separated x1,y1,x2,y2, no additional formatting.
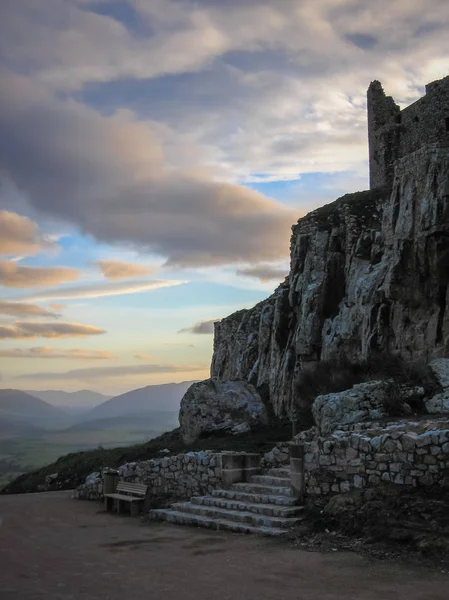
312,381,388,435
179,379,267,443
426,358,449,413
211,144,449,416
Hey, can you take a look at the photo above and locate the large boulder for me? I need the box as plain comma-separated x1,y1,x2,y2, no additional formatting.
312,381,388,435
179,378,267,443
426,392,449,414
312,380,424,435
429,358,449,389
425,359,449,414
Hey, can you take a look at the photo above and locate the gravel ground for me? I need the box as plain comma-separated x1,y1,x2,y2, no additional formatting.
0,491,447,600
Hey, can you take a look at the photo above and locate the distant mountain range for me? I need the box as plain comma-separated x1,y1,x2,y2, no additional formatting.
29,389,112,409
0,389,69,431
0,381,197,436
83,381,196,422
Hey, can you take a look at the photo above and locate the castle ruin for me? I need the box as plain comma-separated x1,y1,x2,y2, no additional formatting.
368,75,449,189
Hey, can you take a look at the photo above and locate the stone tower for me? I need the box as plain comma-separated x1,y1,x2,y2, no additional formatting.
367,75,449,189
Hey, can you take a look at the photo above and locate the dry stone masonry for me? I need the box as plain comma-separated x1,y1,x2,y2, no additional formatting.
75,451,223,501
299,418,449,496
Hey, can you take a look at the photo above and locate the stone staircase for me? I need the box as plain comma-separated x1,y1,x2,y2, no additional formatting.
151,468,303,536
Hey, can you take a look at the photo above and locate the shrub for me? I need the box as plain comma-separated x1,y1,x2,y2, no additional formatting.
293,352,436,421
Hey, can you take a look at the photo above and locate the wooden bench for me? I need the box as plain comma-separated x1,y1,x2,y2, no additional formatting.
104,482,148,516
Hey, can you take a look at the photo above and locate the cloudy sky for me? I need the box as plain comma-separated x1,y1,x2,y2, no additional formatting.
0,0,448,396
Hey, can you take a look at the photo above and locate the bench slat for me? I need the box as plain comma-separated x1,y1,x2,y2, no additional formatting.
104,493,143,502
116,482,147,494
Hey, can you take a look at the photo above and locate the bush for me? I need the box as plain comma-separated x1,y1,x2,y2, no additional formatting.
293,352,437,421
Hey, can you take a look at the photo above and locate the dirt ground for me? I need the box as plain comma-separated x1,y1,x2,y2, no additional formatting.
0,491,447,600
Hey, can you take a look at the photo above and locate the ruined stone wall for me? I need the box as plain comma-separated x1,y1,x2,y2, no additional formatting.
301,419,449,496
368,75,449,189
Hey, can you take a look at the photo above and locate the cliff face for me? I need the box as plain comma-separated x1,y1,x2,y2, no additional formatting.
211,144,449,416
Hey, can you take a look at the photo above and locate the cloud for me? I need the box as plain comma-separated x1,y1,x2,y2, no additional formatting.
0,210,56,256
4,0,448,92
0,300,60,318
17,362,209,381
178,319,219,335
0,260,80,288
96,259,156,279
48,303,65,310
0,321,105,339
236,265,288,282
1,0,449,270
0,73,294,268
12,278,187,302
134,354,153,360
0,346,114,359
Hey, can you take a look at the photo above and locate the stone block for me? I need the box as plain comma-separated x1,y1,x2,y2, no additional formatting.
401,433,418,452
389,463,402,472
354,474,363,488
340,481,350,493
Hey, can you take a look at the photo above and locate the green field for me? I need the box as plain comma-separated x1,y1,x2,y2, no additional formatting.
0,426,166,489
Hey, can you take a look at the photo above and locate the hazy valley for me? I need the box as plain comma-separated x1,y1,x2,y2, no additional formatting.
0,382,196,488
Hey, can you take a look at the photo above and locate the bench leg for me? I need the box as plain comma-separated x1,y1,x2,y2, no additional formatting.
130,502,140,517
116,499,121,514
105,496,110,512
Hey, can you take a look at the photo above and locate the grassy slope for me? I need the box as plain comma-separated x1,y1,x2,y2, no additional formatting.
1,421,292,495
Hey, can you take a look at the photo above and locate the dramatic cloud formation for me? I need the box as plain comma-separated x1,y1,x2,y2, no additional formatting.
179,319,219,334
17,363,209,381
12,278,187,302
0,301,60,318
1,0,449,392
236,265,288,282
0,260,80,288
0,74,294,268
96,259,156,279
0,346,114,359
2,2,447,270
0,210,56,256
0,321,105,340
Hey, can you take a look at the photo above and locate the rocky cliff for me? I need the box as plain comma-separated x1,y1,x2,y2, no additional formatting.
211,144,449,416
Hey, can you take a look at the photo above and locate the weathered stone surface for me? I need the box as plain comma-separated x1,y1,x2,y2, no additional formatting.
426,391,449,414
300,417,449,496
179,379,267,444
312,381,388,435
429,358,449,389
209,143,449,419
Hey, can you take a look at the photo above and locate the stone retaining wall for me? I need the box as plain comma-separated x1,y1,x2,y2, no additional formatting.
261,442,290,468
300,419,449,496
75,450,262,502
119,450,223,499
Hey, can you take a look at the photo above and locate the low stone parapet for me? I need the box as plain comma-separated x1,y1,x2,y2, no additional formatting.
300,418,449,496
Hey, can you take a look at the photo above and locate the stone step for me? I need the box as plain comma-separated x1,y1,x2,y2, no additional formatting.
267,468,291,478
211,488,297,506
151,509,289,536
170,502,301,528
191,495,304,518
249,475,291,486
232,482,292,496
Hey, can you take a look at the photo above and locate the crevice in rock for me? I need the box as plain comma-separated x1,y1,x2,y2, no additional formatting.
392,185,401,232
436,282,447,344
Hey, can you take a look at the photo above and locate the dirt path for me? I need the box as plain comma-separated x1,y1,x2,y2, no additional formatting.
0,491,447,600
